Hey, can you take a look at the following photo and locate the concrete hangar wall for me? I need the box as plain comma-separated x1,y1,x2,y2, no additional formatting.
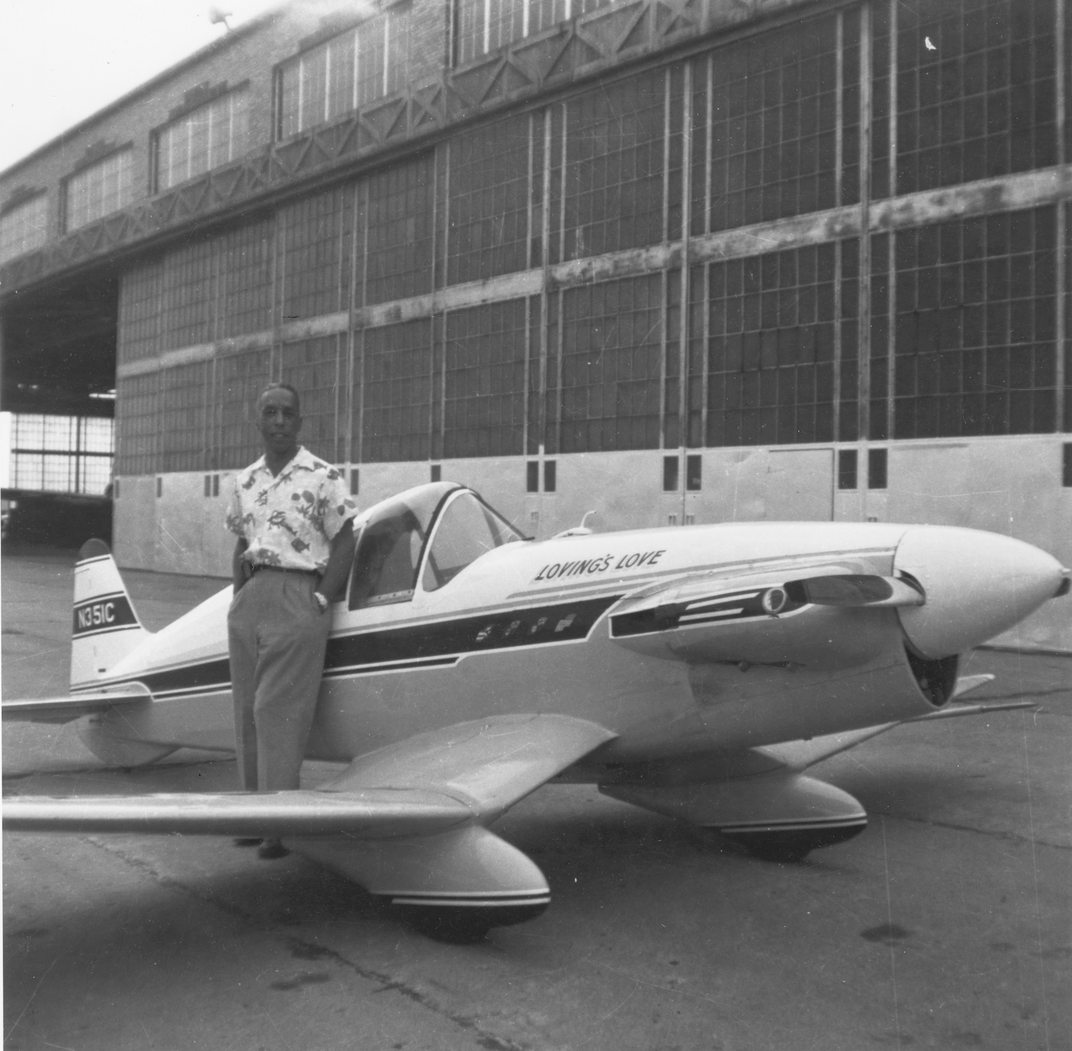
1,0,1069,649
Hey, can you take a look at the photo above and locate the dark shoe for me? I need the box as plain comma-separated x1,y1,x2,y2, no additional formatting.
233,837,263,847
257,838,289,860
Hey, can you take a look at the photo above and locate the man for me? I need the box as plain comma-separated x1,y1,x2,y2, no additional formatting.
226,383,357,859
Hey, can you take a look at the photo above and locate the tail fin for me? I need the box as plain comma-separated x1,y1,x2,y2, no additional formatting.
71,539,149,689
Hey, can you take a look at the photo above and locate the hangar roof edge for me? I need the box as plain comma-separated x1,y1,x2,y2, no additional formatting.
0,2,289,181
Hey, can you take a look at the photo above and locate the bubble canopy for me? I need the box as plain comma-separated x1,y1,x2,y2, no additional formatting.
348,483,527,610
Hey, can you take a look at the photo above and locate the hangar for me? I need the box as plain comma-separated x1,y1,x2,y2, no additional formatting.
0,0,1068,647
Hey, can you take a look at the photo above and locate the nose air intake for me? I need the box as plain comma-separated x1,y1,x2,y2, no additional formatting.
894,526,1065,659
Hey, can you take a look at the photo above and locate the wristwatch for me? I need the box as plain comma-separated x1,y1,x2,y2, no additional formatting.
313,591,329,612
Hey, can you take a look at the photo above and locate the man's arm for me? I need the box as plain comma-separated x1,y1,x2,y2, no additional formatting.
232,537,250,592
318,519,355,603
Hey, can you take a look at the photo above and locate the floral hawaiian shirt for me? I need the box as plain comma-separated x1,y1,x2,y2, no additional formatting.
226,446,358,573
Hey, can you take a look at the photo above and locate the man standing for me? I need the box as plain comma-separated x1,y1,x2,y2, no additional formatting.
226,383,357,858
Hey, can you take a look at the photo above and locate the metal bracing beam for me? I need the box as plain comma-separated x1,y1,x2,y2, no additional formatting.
114,165,1072,386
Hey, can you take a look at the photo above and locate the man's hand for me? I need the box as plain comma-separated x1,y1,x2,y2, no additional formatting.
232,537,250,593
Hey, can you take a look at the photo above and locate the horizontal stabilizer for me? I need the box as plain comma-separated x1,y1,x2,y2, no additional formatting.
902,698,1037,723
949,673,995,699
2,686,151,725
764,675,1030,771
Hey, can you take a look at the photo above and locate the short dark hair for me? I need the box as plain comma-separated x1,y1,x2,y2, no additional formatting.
257,382,300,414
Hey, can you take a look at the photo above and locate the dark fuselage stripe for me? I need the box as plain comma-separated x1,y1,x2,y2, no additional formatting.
325,594,619,669
72,623,144,640
123,656,463,700
95,595,622,696
75,555,114,568
386,893,550,904
324,657,459,677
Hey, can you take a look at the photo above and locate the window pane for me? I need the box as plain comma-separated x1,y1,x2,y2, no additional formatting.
7,414,114,494
187,108,211,179
868,448,888,489
562,275,663,453
703,12,852,233
65,148,133,230
564,71,665,258
279,13,396,135
281,187,347,317
353,514,423,604
80,417,115,454
356,18,386,105
279,61,301,138
895,0,1057,193
349,486,451,607
423,491,516,591
302,45,329,129
456,0,613,63
364,152,435,304
359,319,432,463
706,243,843,447
663,456,679,491
327,32,356,119
448,116,532,284
385,6,412,96
0,194,49,264
891,206,1057,438
444,300,527,458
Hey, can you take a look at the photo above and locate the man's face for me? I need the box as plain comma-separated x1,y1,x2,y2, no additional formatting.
257,388,302,460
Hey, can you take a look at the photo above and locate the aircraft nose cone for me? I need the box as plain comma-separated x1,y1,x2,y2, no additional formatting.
894,526,1066,658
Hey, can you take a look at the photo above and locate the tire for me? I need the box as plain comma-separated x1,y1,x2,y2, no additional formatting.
397,906,494,944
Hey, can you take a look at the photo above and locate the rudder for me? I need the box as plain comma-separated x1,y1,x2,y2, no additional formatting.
71,539,149,689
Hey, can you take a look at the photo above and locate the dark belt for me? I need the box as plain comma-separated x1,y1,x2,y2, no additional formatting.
248,563,319,578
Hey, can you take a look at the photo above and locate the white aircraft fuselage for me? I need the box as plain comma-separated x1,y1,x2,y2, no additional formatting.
74,483,1064,776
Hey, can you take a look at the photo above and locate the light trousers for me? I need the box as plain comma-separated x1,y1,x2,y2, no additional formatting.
226,569,330,792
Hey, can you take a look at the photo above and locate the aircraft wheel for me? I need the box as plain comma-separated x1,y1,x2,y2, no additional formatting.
721,821,866,863
397,906,494,944
746,843,812,864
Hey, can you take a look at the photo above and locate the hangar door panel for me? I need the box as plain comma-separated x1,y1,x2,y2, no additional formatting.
765,450,833,521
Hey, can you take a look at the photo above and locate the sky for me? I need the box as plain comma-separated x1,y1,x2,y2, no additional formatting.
0,1,278,486
0,0,281,172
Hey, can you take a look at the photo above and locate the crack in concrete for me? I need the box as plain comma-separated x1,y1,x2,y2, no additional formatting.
877,814,1070,852
972,688,1071,704
85,837,532,1051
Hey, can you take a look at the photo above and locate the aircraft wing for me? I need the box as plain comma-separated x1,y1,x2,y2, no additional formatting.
2,713,617,839
1,686,152,724
599,678,1038,863
762,674,1038,769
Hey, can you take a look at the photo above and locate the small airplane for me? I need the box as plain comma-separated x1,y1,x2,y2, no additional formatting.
4,481,1068,940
